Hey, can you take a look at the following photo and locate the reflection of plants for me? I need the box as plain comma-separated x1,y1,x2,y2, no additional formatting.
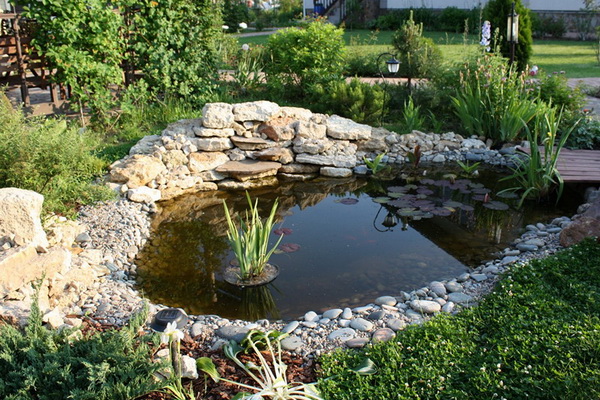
457,160,480,177
223,192,284,280
363,152,388,174
500,106,579,207
197,331,323,399
240,284,281,321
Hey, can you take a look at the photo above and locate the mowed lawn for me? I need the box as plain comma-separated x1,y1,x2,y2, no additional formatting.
239,29,600,78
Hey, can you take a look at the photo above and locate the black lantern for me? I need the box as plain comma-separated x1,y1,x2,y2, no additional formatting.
374,205,399,232
507,2,519,65
376,52,400,126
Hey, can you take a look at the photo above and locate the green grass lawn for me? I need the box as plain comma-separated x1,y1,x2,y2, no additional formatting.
239,29,600,78
318,238,600,399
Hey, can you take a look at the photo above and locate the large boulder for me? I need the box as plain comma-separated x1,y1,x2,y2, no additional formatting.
0,188,48,248
110,155,167,188
326,115,371,141
560,199,600,247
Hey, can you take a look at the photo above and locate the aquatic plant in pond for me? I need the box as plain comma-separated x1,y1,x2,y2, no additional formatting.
223,192,284,282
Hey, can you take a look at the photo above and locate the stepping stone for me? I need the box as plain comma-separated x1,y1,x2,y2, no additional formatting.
216,160,281,182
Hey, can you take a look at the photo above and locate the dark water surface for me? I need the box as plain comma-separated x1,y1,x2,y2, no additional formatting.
135,166,580,321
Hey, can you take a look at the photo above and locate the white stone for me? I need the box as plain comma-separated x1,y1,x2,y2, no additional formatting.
127,187,162,203
328,327,356,341
349,317,374,332
202,103,234,128
410,300,441,314
429,281,447,297
181,355,199,379
320,167,353,178
375,296,397,306
341,307,353,319
233,101,280,122
304,311,319,322
0,188,48,248
326,115,371,140
194,127,235,138
322,308,343,320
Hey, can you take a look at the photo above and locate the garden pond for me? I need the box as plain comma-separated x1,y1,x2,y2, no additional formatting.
135,165,581,321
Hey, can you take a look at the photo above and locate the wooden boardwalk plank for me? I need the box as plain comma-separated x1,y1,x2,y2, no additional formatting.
516,147,600,183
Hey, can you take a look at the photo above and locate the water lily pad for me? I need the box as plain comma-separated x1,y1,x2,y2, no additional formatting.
469,182,485,189
397,208,419,217
472,187,492,195
483,201,509,211
420,178,435,185
459,204,475,212
416,188,434,195
416,194,429,199
279,243,301,253
431,207,453,216
373,197,391,203
337,198,359,205
443,200,463,208
388,186,409,193
496,191,519,199
388,199,412,208
405,184,418,190
414,199,434,207
388,192,407,198
472,194,490,202
273,228,293,236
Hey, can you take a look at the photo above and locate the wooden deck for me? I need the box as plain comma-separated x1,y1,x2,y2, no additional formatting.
518,147,600,183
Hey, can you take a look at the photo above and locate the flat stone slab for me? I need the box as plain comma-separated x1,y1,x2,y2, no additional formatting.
230,136,271,150
216,160,281,182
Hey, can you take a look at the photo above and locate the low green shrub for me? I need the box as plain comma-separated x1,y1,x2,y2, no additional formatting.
264,19,346,95
309,78,385,125
319,238,600,399
0,95,113,215
368,8,437,31
535,71,585,115
565,113,600,150
0,298,165,400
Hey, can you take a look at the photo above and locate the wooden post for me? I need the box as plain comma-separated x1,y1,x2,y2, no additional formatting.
12,15,29,105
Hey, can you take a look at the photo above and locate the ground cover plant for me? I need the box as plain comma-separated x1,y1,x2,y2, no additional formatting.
318,238,600,399
0,299,165,400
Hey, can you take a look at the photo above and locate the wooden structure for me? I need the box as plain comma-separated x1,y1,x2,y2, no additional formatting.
0,11,62,108
518,147,600,183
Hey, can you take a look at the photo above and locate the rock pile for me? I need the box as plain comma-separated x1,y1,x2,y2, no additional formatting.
107,100,497,202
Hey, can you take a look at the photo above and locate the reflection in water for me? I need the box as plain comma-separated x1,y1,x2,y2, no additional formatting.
136,167,580,321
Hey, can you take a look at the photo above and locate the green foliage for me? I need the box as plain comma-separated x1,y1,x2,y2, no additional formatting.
535,71,585,115
451,54,539,145
0,94,114,215
319,238,600,399
565,114,600,150
500,105,579,206
20,0,124,119
438,6,479,33
399,96,426,133
127,0,223,108
264,19,346,94
0,299,164,399
484,0,533,71
392,11,442,87
223,192,283,280
310,78,385,125
223,0,249,32
368,8,437,31
531,13,567,39
198,331,323,399
363,152,388,174
233,45,266,94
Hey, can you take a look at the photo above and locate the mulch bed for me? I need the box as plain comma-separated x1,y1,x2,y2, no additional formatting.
82,317,318,400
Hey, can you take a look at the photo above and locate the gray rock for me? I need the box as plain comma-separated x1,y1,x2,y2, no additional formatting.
368,310,385,320
350,318,374,332
345,338,369,348
181,355,199,379
322,308,343,320
429,281,447,297
447,292,474,304
320,167,353,178
387,318,407,331
516,243,538,252
328,328,356,341
432,154,446,163
471,273,488,282
410,300,441,314
445,281,463,293
301,321,318,328
456,273,470,282
215,325,249,342
442,302,455,313
304,311,319,322
501,256,519,265
326,115,371,140
338,319,351,328
372,328,395,343
375,295,397,306
482,266,499,274
75,232,92,243
281,335,303,351
525,238,545,247
341,307,353,320
282,321,300,334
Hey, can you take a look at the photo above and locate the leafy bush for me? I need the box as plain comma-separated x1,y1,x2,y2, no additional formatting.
128,0,223,108
319,238,600,399
345,50,379,77
535,72,585,114
438,6,477,33
264,19,346,95
0,297,164,400
531,14,566,39
0,95,113,215
565,114,600,150
392,12,442,88
223,0,249,33
368,8,437,31
310,78,385,125
21,0,124,119
484,0,533,72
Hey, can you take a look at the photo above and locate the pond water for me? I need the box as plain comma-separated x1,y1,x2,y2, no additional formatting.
135,166,581,321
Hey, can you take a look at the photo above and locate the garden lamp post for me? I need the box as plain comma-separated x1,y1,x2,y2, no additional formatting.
377,52,400,126
507,2,519,66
